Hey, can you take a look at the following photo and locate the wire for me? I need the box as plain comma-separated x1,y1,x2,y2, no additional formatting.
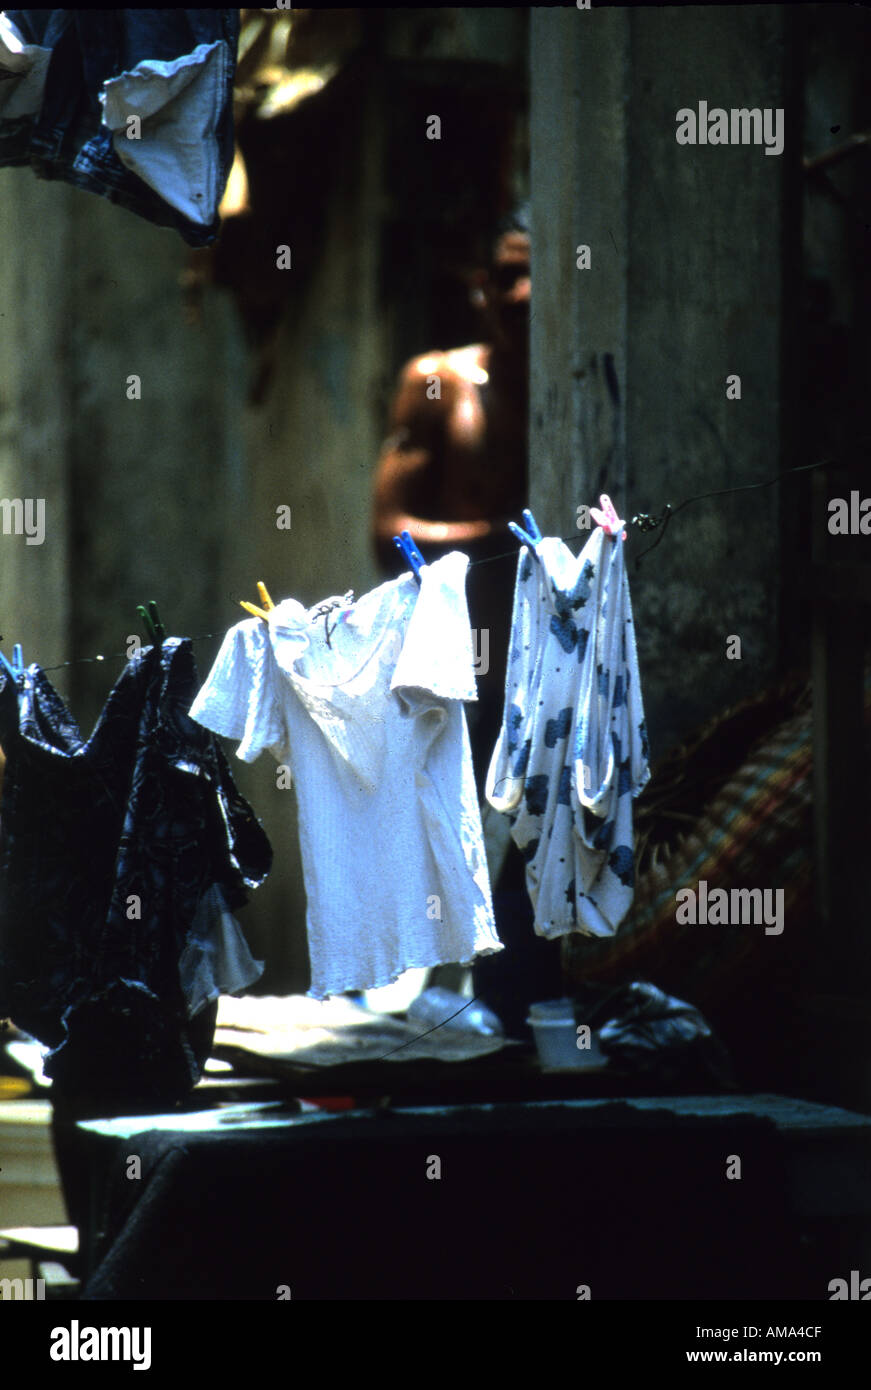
374,993,492,1061
3,451,849,674
462,453,841,572
630,455,841,567
37,633,232,674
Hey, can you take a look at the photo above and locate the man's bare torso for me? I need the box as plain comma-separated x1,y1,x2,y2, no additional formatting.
373,343,527,558
414,344,527,521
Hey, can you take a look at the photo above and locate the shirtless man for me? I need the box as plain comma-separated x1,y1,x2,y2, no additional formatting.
372,213,530,789
372,218,530,568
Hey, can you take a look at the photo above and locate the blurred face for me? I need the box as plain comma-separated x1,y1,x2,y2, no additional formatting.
481,230,530,351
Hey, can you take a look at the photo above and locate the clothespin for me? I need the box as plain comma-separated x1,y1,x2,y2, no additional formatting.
590,494,627,541
0,647,16,682
393,531,426,586
136,601,166,647
508,508,543,550
239,581,276,622
12,644,23,675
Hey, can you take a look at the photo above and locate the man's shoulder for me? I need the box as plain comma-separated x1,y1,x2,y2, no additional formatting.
400,344,489,388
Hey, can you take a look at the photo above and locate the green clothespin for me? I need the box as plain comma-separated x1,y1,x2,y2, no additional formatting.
136,601,166,647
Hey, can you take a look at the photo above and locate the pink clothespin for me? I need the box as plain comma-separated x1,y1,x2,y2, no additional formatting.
590,494,627,541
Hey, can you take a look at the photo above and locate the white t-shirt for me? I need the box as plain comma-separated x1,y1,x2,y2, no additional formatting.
486,527,650,939
189,552,502,998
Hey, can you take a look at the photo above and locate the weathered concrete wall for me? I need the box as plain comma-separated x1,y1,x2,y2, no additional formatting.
529,8,629,523
63,195,244,731
0,176,74,680
530,5,797,759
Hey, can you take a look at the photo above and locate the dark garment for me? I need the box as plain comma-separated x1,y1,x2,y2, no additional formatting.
0,10,238,246
0,639,272,1110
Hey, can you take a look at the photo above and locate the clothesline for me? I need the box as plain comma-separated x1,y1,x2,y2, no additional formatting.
472,454,842,570
8,452,844,675
0,472,684,1058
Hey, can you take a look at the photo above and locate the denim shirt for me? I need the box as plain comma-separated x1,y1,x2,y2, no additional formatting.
0,639,272,1108
0,10,239,246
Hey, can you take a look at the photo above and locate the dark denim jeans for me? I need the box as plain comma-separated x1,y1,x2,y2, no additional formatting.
0,10,239,246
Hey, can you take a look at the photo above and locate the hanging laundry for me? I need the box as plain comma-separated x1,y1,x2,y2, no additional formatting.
0,10,239,246
486,524,650,939
190,552,503,999
0,639,271,1108
178,883,264,1021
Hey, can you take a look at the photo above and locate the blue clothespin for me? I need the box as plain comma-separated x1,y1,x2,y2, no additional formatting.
393,530,427,586
508,509,543,551
0,647,16,682
12,643,23,675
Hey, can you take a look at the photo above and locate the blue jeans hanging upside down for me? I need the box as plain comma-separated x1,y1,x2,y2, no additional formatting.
0,10,239,245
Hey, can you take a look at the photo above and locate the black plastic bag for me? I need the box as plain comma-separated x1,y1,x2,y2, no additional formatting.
573,980,735,1088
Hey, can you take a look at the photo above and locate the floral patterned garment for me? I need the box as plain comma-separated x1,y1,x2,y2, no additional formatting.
486,526,650,939
0,638,272,1108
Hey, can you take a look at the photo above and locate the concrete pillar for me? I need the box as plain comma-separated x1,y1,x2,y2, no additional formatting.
530,5,799,756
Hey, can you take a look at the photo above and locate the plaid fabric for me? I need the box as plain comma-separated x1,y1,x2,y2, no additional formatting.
562,670,871,1015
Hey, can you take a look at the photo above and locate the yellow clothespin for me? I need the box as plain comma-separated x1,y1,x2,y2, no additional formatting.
239,581,276,622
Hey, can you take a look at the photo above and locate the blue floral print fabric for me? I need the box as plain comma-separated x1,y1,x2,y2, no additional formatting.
486,526,650,939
